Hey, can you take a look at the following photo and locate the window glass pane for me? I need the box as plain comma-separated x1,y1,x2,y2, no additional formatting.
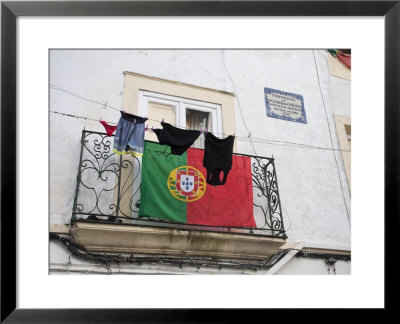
146,101,176,142
344,124,351,148
344,124,351,139
186,109,211,149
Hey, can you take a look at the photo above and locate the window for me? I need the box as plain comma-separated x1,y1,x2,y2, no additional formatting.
122,71,236,149
333,115,351,191
138,91,223,148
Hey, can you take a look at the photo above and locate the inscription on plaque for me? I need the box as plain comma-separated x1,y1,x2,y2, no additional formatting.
264,87,307,124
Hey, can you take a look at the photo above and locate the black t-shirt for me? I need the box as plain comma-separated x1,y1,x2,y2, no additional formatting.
203,132,235,186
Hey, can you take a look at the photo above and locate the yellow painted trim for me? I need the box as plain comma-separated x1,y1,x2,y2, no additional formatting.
333,114,351,191
124,71,235,97
327,54,351,81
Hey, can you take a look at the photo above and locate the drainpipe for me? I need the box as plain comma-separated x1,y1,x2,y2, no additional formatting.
265,242,305,275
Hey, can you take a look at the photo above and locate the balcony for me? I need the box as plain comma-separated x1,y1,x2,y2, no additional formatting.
69,130,287,261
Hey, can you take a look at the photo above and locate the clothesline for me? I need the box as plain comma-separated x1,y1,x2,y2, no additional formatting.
49,110,231,137
50,85,122,112
50,85,235,136
50,110,350,152
49,84,351,152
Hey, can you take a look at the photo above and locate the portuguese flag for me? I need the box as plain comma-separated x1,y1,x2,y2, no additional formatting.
138,141,256,227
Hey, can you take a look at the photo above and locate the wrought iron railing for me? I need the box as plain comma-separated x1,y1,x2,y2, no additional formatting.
71,130,286,238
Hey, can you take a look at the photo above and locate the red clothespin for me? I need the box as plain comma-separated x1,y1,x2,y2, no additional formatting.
145,124,148,131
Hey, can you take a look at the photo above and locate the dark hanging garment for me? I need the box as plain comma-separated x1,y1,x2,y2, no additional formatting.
203,132,235,186
153,121,201,155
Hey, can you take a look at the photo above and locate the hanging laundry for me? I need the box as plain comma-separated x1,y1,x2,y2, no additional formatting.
153,121,201,155
100,120,117,136
337,51,351,69
203,132,235,186
113,111,148,157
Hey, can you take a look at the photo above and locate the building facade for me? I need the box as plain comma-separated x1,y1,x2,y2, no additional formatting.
49,49,351,275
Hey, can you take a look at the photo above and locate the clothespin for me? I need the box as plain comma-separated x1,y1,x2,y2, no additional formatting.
199,128,202,134
145,124,148,131
104,102,107,110
151,126,154,132
205,128,208,135
162,118,164,123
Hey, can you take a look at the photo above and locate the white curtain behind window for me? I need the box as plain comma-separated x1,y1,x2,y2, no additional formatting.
186,109,211,149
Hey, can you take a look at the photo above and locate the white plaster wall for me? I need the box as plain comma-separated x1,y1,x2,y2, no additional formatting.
222,50,351,247
275,257,351,275
50,49,351,273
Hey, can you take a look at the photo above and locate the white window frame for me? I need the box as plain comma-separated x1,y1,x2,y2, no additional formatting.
138,90,223,136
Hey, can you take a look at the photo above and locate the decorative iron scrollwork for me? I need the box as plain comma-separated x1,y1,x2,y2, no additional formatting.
252,157,285,237
72,130,286,238
72,131,141,220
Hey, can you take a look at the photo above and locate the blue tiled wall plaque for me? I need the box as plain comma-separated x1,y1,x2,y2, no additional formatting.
264,87,307,124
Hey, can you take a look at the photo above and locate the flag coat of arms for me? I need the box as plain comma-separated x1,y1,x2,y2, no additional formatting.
176,170,198,196
138,141,256,227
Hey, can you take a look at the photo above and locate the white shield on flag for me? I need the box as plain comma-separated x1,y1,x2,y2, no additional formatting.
175,169,200,198
179,174,194,193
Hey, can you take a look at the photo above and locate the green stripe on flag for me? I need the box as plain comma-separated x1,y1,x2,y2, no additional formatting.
138,141,187,223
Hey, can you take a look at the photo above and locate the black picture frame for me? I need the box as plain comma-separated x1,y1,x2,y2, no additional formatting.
1,0,398,322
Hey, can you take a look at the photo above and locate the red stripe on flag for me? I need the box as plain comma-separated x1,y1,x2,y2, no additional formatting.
186,148,256,227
